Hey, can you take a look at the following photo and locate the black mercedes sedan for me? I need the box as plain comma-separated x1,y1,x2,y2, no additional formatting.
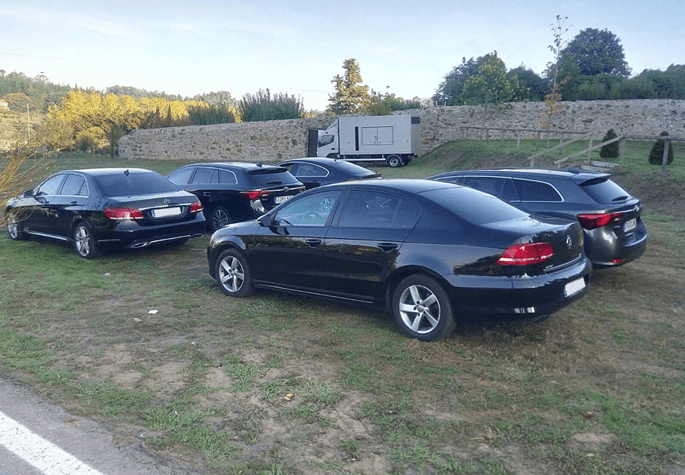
207,179,591,341
5,168,206,258
277,157,381,189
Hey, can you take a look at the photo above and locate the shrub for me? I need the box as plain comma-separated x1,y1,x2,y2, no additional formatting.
599,128,619,159
648,131,674,165
239,89,304,122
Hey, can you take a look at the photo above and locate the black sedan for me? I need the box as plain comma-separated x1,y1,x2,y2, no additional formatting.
277,157,381,189
207,179,591,341
428,168,648,268
167,162,305,231
5,168,206,258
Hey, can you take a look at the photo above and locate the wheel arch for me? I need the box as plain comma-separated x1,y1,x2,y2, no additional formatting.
208,238,249,278
383,265,453,311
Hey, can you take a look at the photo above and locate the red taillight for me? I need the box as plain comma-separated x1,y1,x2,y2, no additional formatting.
577,213,624,230
240,190,269,200
497,242,554,266
104,208,144,220
190,201,203,213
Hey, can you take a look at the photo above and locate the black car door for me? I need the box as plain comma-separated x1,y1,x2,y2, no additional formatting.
27,174,67,235
249,189,343,290
48,173,90,238
315,190,420,303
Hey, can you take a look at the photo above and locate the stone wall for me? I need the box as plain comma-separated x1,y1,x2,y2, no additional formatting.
119,100,685,162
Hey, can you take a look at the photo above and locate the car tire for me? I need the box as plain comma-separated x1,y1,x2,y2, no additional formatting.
7,214,29,240
387,155,402,168
392,274,456,341
215,248,254,297
74,223,101,259
210,206,232,232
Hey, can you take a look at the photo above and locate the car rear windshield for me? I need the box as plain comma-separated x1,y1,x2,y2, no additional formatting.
247,169,300,186
579,177,631,204
422,187,529,224
334,160,374,175
95,172,180,197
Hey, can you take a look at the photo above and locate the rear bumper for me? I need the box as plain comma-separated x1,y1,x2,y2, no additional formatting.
94,220,206,250
585,222,648,268
442,256,592,321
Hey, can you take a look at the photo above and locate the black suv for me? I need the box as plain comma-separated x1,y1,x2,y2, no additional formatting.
167,163,305,231
428,168,648,268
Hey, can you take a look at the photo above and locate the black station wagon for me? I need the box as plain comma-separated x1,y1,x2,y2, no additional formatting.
428,168,648,268
167,163,305,231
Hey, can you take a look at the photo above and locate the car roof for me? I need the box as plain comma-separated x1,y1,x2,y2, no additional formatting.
326,178,455,193
431,167,610,182
279,158,341,165
177,162,285,172
63,168,158,176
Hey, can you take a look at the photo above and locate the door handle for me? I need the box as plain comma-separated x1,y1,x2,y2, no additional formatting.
304,238,322,247
377,243,398,253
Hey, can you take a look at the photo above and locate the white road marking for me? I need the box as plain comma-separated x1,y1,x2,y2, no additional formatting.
0,409,105,475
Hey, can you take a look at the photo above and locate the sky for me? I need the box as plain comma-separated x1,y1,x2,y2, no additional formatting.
1,0,684,111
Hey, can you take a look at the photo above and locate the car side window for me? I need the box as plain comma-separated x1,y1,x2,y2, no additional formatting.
167,168,194,186
36,175,65,196
337,191,419,229
218,170,237,184
274,190,340,227
464,177,504,197
500,179,519,202
60,174,88,196
297,164,327,178
513,179,562,202
193,167,218,184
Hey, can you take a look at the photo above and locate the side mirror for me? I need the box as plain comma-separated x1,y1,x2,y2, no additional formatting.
23,189,34,198
257,214,272,227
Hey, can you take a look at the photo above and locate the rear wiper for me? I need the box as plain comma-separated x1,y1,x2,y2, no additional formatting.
267,181,283,185
612,195,629,202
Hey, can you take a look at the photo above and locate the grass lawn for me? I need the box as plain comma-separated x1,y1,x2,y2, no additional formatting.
1,140,684,474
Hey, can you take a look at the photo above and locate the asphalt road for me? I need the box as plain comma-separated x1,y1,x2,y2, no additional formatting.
0,375,201,475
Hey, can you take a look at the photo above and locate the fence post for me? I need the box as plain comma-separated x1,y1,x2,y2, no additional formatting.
536,131,540,151
587,137,594,164
516,132,520,150
559,133,564,155
619,137,626,165
662,140,670,172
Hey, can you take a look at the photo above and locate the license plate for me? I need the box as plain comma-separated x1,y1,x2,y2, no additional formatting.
151,207,181,218
564,277,586,297
623,218,637,232
275,195,293,204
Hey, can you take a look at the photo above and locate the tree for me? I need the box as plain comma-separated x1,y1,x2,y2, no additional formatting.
649,131,674,166
327,59,370,114
460,52,518,106
599,129,619,159
433,56,481,106
562,28,630,77
508,66,547,101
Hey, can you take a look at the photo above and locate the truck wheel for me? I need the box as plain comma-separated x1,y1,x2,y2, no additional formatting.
387,155,402,168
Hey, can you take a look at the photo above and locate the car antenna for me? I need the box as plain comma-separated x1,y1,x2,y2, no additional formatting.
124,169,130,176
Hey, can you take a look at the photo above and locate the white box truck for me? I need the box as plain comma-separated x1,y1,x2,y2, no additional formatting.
317,115,421,167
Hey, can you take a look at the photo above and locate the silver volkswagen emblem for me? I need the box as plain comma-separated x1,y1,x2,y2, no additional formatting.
566,235,573,249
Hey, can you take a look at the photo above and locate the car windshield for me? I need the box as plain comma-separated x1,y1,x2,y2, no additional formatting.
333,160,374,175
95,172,180,197
422,187,529,224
